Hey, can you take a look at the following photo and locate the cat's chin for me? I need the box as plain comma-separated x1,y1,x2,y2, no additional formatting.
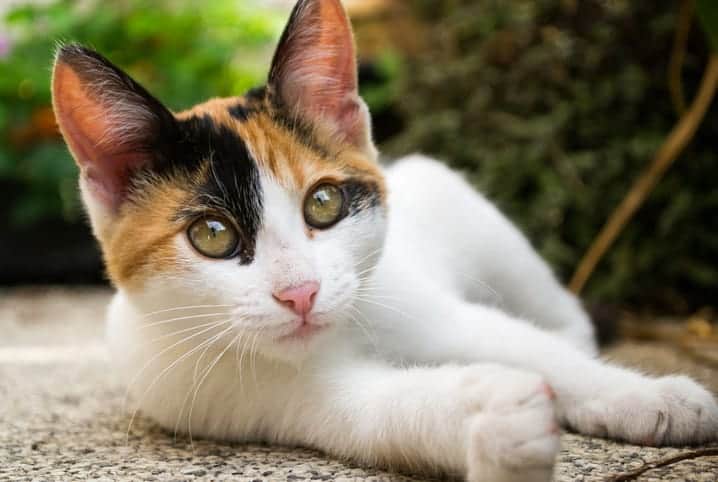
259,324,338,366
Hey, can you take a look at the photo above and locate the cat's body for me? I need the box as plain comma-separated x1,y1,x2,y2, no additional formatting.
105,154,714,480
53,1,718,480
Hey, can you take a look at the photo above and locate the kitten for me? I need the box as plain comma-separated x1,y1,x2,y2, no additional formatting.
52,0,718,480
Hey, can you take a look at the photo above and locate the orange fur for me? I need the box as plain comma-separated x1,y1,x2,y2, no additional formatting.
104,181,190,286
100,94,385,287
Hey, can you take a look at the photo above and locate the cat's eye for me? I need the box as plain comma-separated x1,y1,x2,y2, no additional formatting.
304,183,345,229
187,216,239,259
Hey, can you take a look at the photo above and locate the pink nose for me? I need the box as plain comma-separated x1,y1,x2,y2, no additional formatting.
273,281,320,316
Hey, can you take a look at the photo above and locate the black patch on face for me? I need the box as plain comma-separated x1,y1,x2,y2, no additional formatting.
57,45,264,264
168,115,263,265
342,179,381,216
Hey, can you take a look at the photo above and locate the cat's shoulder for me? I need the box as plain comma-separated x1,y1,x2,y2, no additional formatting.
383,153,455,177
381,154,492,207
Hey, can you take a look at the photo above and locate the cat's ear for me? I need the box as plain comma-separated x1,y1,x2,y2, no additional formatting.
268,0,376,159
52,44,177,215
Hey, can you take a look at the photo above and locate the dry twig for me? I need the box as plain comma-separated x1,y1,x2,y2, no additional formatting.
606,447,718,481
570,53,718,294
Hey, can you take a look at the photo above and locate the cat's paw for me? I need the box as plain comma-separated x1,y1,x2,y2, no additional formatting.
568,375,718,446
462,370,560,482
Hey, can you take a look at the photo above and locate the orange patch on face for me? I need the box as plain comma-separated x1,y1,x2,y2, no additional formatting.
175,95,386,200
99,93,386,289
103,180,192,288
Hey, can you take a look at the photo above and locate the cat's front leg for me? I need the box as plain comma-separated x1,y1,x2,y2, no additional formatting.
282,360,559,482
388,298,718,446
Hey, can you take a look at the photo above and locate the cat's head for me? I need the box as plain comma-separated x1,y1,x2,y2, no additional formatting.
52,0,387,363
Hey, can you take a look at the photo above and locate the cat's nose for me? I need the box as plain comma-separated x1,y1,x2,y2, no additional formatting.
273,281,320,316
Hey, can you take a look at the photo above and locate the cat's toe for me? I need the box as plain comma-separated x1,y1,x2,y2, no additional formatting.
465,373,559,482
570,375,718,446
653,375,718,445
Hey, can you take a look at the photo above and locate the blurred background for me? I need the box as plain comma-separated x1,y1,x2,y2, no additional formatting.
0,0,717,332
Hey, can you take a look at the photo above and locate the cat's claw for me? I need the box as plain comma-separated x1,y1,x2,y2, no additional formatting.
464,371,559,482
567,375,718,446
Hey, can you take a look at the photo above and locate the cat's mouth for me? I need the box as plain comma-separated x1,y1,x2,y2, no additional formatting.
276,321,327,342
274,314,332,342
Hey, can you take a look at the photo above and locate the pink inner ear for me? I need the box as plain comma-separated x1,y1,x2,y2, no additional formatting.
53,62,148,209
272,0,368,147
311,0,358,102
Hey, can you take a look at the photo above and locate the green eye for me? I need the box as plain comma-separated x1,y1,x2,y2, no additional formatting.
304,183,345,229
187,216,239,259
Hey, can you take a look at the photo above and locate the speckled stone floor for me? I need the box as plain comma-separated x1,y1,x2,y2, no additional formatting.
1,287,717,481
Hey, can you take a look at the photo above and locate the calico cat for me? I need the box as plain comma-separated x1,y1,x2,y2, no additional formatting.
52,0,718,480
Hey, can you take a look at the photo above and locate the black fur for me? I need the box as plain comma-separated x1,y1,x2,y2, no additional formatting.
57,43,377,267
342,179,381,216
57,45,264,264
267,0,315,89
227,100,258,122
268,107,332,159
172,115,263,265
264,1,335,158
56,44,178,158
228,85,331,158
245,86,268,104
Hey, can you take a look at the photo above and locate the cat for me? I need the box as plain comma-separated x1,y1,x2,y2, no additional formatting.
51,0,718,480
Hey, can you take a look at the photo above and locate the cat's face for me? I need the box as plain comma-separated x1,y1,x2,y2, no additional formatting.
52,0,386,363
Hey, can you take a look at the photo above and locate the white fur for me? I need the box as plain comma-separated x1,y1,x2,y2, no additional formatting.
106,155,718,481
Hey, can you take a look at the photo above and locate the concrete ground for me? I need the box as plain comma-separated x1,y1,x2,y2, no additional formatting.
1,287,717,481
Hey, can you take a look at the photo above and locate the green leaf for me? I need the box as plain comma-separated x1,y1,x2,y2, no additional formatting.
697,0,718,51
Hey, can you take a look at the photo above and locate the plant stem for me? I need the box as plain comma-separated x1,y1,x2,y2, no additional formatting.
570,53,718,294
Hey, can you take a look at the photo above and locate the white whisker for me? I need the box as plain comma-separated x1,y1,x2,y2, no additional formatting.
141,312,232,329
125,322,232,443
187,330,239,448
122,319,231,415
352,294,418,323
140,304,233,319
147,320,232,342
346,305,379,353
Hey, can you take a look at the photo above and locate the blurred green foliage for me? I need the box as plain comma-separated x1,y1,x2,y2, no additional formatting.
0,0,283,226
360,50,404,111
386,0,718,309
697,0,718,50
